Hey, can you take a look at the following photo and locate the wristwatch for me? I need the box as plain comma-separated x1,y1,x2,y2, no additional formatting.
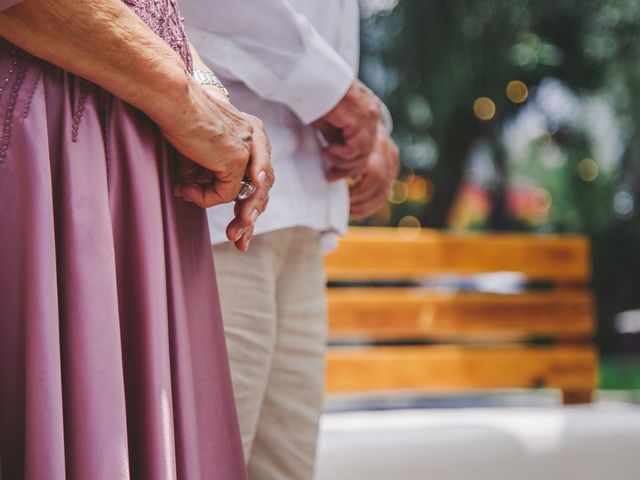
193,69,230,98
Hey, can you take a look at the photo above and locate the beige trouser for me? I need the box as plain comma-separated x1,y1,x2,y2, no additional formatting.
213,227,328,480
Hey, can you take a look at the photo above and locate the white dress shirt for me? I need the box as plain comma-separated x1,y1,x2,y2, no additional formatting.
181,0,360,249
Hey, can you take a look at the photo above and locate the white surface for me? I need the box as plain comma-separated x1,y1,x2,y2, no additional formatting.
316,403,640,480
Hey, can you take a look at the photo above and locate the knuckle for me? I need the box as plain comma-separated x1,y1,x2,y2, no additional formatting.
242,130,254,145
239,117,254,135
241,211,253,225
246,113,264,131
233,149,251,166
239,118,255,137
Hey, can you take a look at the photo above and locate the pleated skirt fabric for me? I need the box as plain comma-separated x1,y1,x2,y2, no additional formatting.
0,47,247,480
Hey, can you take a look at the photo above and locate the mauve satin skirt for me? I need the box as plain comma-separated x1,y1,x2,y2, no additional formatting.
0,50,247,479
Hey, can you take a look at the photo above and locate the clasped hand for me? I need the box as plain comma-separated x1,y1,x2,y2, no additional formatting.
314,79,399,221
314,79,382,182
160,78,275,251
349,123,400,221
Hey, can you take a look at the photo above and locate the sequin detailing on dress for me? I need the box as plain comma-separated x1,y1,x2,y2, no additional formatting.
0,0,192,154
0,48,31,163
21,65,42,120
71,80,91,143
122,0,193,71
0,50,17,102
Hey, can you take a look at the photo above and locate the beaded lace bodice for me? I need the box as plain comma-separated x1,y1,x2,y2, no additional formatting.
123,0,193,71
0,0,192,160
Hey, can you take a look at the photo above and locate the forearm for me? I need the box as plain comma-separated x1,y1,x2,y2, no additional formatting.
190,43,210,74
0,0,191,128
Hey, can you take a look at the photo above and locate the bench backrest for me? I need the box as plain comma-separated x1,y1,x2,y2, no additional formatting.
325,227,591,283
324,227,597,404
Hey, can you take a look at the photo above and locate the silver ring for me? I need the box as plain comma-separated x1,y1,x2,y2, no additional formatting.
237,178,256,201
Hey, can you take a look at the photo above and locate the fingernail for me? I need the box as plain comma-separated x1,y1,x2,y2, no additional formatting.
234,228,245,242
258,170,266,185
250,209,259,225
173,186,182,197
242,239,251,252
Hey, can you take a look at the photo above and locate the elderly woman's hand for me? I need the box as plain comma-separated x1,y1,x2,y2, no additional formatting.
161,78,261,205
162,77,275,251
223,113,274,251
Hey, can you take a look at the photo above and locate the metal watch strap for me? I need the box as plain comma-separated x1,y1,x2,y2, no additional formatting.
193,69,230,98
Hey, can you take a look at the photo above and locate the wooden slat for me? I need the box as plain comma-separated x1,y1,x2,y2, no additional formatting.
325,228,591,283
325,345,598,393
328,288,594,341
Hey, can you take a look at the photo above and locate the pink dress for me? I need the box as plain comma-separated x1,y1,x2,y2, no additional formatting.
0,1,247,479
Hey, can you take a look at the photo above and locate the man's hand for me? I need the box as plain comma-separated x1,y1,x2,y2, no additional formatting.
349,125,400,221
313,79,381,181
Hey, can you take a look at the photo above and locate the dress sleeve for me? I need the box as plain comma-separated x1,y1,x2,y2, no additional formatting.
182,0,354,125
0,0,22,11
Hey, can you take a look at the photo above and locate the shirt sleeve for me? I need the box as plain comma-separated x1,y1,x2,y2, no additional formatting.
0,0,22,11
181,0,355,124
380,103,394,133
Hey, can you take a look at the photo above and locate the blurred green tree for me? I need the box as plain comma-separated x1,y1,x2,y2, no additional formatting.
360,0,640,359
362,0,640,226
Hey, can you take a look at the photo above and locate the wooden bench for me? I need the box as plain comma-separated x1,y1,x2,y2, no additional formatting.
324,227,598,405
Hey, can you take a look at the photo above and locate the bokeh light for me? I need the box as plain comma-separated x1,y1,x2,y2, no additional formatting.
473,97,496,121
530,187,553,213
397,215,422,240
404,166,416,185
614,191,634,219
506,80,529,104
407,176,435,203
404,136,439,169
406,95,433,128
388,180,409,204
577,158,599,182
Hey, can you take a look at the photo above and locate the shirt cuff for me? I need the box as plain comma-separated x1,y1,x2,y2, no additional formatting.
380,103,394,133
267,29,355,125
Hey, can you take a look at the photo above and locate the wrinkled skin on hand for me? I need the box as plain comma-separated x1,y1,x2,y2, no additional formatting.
313,79,381,182
349,124,400,221
163,79,275,251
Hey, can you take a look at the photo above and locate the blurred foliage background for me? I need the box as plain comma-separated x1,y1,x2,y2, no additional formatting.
358,0,640,391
